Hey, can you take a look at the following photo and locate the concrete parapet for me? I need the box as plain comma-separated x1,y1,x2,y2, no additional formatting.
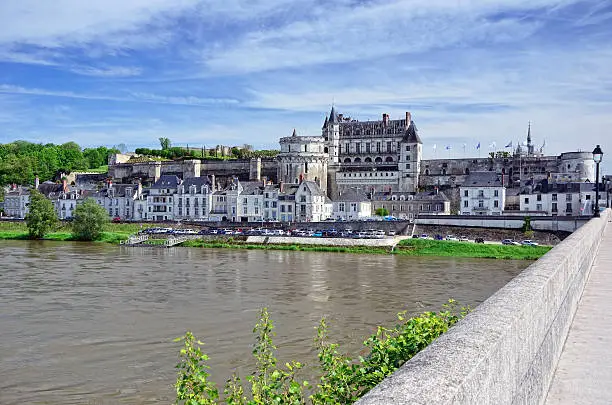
357,209,610,405
245,236,401,247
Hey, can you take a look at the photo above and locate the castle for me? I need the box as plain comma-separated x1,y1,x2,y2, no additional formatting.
107,107,595,198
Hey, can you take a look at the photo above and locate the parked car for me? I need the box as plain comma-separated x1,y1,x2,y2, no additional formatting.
475,237,485,243
521,240,539,246
445,235,459,241
420,234,429,239
412,234,420,239
387,230,396,236
502,239,520,245
459,236,469,242
434,234,443,240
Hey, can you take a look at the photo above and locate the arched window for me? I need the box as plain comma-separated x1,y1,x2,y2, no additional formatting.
354,157,361,163
465,168,470,175
344,157,352,163
442,169,447,175
365,157,372,163
425,169,430,175
375,157,383,163
324,147,329,154
385,156,394,162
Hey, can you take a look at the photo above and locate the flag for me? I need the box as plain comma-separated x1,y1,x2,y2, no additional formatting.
489,141,496,149
445,145,452,150
433,144,437,150
505,141,513,148
476,142,481,150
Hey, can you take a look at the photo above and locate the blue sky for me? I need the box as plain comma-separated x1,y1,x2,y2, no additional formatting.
1,0,611,171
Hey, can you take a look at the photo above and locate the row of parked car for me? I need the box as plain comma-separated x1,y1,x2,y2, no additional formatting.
139,227,397,238
501,239,540,246
413,234,485,243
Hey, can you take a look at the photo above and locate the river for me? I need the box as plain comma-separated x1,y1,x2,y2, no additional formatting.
0,240,528,404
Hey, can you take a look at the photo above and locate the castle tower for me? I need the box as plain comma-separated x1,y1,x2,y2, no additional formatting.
527,121,534,156
322,105,340,164
398,112,422,193
278,129,329,194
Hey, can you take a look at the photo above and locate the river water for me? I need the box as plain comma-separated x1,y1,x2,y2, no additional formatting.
0,240,528,404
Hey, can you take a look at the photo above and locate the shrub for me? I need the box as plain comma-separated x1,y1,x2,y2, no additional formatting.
25,189,58,239
71,198,109,241
174,301,466,404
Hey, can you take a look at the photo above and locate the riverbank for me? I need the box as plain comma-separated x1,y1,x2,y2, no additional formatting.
0,222,551,259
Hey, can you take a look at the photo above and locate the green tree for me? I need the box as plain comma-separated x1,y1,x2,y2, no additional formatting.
71,198,109,241
25,189,58,239
159,137,171,150
375,207,389,217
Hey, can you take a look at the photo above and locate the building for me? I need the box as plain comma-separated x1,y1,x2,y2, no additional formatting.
331,188,372,221
372,190,451,220
519,180,603,216
294,181,331,222
4,186,30,218
460,172,506,216
174,177,213,221
147,175,180,221
93,182,143,220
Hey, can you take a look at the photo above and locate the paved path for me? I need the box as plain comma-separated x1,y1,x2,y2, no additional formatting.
546,219,612,404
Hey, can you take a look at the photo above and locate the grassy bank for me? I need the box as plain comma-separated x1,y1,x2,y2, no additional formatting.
0,221,552,259
0,221,133,244
396,238,551,260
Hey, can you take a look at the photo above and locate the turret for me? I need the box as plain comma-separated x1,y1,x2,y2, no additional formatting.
323,105,340,164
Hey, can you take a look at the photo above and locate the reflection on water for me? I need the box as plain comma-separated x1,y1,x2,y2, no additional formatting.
0,240,527,404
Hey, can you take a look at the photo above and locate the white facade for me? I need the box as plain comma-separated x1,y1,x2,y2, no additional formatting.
460,182,506,216
294,181,331,222
4,189,29,219
520,183,598,216
174,181,213,221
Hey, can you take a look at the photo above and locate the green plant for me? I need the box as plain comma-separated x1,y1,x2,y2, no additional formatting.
175,331,220,404
25,189,58,239
374,207,389,217
521,216,532,232
71,198,109,241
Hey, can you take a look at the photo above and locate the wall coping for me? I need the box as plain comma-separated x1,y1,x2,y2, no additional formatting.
358,209,610,404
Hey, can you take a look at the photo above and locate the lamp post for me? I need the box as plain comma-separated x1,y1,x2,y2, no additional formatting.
592,145,603,217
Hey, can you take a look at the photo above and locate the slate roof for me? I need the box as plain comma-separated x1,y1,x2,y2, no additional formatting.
335,188,369,202
182,177,211,188
299,181,327,197
403,121,422,144
151,175,180,189
328,106,338,124
462,172,504,187
371,190,449,202
37,181,66,197
528,179,604,194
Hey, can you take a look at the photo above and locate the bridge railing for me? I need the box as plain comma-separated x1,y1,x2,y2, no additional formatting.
358,209,611,405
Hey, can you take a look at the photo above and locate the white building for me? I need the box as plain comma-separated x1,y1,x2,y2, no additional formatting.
94,182,143,220
460,172,506,216
520,181,601,216
332,188,372,220
147,175,180,221
294,181,331,222
174,178,213,221
4,187,30,218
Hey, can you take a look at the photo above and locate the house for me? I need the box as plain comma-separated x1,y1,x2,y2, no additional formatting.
4,186,30,218
332,188,372,220
237,181,265,222
278,183,298,222
371,190,450,221
294,181,331,222
519,180,603,216
93,182,144,220
147,175,180,221
460,172,506,216
175,177,213,221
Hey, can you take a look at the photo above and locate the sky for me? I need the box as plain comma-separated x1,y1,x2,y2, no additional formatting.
0,0,611,173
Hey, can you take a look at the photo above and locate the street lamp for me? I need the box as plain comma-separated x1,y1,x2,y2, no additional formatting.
592,145,603,217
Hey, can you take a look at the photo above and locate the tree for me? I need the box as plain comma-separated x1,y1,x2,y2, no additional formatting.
159,137,171,150
25,190,58,239
71,198,109,241
375,207,389,217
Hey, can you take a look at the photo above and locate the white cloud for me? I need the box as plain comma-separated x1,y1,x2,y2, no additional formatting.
0,84,239,106
69,65,143,77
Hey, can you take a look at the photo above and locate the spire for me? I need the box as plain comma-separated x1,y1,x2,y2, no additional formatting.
328,105,338,124
322,115,328,129
292,128,297,137
527,121,532,145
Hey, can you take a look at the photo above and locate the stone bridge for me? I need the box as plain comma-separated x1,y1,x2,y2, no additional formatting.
358,208,611,405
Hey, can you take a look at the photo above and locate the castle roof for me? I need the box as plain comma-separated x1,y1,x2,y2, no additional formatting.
335,188,369,202
328,105,338,124
151,175,180,189
322,115,328,129
403,121,422,144
462,172,504,187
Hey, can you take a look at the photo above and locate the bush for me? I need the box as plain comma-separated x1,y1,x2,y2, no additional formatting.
374,207,389,217
25,189,58,239
71,198,109,241
174,301,466,404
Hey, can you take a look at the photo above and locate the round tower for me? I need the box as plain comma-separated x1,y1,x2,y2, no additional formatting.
278,129,329,193
322,105,340,164
559,151,595,182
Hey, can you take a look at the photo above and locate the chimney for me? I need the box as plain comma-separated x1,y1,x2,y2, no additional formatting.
35,176,40,190
211,174,216,191
382,113,389,126
262,176,267,188
405,111,412,126
279,180,284,193
62,178,68,193
299,173,304,183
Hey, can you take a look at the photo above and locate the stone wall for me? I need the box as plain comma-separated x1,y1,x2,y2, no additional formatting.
413,224,565,245
357,209,611,405
417,214,591,233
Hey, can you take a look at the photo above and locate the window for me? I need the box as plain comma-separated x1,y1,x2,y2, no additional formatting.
356,143,361,153
536,204,542,211
552,193,557,201
376,142,381,152
288,205,292,212
524,197,529,204
478,200,484,208
300,196,306,203
537,194,542,201
464,200,468,208
405,164,410,169
464,190,468,197
350,203,357,211
586,195,591,200
566,203,572,212
345,143,350,153
494,190,499,197
566,194,572,201
552,203,558,212
478,190,484,197
386,141,392,153
366,143,371,153
339,202,345,212
494,200,499,208
406,145,411,152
